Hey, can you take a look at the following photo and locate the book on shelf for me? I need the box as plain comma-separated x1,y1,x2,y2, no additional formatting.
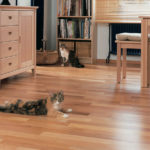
58,0,62,16
81,19,84,39
75,0,80,16
58,18,91,39
58,0,92,16
60,19,67,38
82,0,86,16
67,20,73,38
84,18,91,39
84,18,88,39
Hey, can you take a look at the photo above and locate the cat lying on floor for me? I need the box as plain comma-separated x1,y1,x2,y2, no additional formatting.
48,91,72,118
0,91,72,118
0,99,48,116
59,44,84,68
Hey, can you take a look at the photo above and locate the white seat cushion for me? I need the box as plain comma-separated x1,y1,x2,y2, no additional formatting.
116,33,141,41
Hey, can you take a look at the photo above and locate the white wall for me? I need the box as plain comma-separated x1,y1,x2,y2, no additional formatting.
17,0,31,6
97,24,140,61
97,24,109,59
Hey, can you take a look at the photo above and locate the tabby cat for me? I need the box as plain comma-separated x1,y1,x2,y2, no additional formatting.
48,91,72,118
0,91,72,118
59,44,84,68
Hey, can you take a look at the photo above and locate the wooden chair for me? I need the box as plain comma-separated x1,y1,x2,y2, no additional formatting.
116,33,141,83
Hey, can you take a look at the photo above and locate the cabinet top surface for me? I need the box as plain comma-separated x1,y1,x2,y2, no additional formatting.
0,5,38,10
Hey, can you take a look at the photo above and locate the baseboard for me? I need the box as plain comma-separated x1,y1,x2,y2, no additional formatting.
96,59,140,67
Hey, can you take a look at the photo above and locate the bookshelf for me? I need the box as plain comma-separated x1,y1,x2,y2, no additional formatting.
56,0,96,64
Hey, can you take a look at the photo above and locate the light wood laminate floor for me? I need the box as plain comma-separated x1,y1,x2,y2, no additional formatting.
0,65,150,150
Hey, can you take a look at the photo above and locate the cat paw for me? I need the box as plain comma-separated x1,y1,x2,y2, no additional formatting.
66,108,72,113
63,113,69,118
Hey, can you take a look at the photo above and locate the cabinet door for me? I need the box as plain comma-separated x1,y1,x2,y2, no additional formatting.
19,11,35,68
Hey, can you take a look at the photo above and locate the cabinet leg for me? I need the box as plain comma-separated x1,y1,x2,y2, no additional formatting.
32,69,36,76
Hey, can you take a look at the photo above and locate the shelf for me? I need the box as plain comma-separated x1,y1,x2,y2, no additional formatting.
79,57,92,59
57,0,94,64
78,57,92,64
58,16,92,19
57,38,91,41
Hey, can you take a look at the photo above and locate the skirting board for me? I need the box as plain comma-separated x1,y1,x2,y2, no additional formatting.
96,59,140,66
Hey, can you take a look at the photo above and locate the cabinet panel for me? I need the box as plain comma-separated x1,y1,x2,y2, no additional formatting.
0,55,18,74
0,11,19,26
0,41,18,58
76,42,91,58
19,11,34,68
0,26,19,42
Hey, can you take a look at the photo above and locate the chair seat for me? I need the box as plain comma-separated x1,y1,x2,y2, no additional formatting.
116,32,150,41
116,33,141,41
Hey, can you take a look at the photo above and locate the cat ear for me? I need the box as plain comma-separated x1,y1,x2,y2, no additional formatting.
60,91,64,95
58,91,64,102
58,91,63,96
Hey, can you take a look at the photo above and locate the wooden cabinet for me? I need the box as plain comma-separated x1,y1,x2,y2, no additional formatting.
0,6,38,86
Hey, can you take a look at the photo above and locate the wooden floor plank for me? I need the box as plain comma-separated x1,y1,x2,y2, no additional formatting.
0,65,150,150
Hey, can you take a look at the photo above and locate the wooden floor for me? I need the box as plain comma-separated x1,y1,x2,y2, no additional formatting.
0,64,150,150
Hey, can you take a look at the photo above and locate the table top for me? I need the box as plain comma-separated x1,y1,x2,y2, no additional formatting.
139,15,150,19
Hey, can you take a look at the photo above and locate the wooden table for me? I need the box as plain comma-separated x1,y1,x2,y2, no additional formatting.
94,19,150,88
140,16,150,88
93,0,150,88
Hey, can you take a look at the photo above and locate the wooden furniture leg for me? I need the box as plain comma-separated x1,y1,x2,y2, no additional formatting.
123,48,127,79
117,43,121,83
32,68,36,76
141,19,148,88
116,39,141,85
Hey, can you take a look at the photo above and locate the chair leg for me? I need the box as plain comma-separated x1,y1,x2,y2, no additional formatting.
123,48,127,79
117,43,121,83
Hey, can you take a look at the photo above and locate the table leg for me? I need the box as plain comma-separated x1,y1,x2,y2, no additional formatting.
141,19,148,88
123,48,127,79
117,43,121,83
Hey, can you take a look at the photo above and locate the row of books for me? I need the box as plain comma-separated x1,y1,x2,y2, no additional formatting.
58,18,91,39
58,0,92,16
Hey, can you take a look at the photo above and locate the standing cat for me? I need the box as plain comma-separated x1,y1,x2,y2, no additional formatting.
59,44,69,66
